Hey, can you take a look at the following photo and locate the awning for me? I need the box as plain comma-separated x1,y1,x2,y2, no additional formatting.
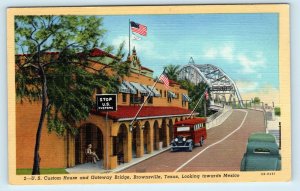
123,81,137,94
130,82,148,94
182,93,191,102
119,82,131,94
147,85,161,97
168,90,176,98
140,84,154,96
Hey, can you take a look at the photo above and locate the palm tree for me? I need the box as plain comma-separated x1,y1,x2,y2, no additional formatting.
165,64,180,81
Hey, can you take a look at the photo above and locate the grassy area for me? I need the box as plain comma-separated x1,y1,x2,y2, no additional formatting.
17,168,68,175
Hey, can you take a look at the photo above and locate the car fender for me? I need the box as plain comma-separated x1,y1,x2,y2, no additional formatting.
186,139,193,145
240,154,247,171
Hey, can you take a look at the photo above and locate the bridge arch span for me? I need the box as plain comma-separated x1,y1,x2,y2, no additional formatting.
178,59,243,107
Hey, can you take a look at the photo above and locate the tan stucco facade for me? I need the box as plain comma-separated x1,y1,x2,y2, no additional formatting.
72,115,185,169
15,48,192,170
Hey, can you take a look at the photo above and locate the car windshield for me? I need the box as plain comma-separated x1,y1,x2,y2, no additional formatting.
247,142,279,155
177,126,190,132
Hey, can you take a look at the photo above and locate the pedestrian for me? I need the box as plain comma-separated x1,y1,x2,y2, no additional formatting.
86,144,100,163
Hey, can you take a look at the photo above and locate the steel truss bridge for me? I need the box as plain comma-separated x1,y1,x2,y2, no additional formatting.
178,58,244,109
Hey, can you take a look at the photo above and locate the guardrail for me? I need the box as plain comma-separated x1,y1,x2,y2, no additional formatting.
209,100,274,132
206,105,232,129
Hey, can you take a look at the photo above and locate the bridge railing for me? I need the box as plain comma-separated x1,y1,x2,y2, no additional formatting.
226,100,266,110
206,105,232,129
229,100,270,129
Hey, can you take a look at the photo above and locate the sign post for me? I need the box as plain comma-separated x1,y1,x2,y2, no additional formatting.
96,94,117,170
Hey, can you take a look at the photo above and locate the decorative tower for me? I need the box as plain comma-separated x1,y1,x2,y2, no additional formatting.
127,46,141,73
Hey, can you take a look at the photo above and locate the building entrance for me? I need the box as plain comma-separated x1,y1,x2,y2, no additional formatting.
75,123,103,165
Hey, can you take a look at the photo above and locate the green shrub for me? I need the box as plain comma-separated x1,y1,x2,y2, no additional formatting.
274,107,281,116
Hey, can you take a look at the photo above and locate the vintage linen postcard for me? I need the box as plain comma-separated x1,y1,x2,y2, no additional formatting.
7,4,290,184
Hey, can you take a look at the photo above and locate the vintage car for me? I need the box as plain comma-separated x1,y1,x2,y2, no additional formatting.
240,133,281,171
170,117,207,152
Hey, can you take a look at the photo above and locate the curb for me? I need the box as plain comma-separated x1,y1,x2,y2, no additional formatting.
112,146,171,173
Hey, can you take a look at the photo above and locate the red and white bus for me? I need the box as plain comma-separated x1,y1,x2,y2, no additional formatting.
170,118,207,152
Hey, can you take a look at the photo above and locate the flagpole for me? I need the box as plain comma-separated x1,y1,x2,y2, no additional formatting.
129,19,131,56
129,68,166,129
188,88,208,118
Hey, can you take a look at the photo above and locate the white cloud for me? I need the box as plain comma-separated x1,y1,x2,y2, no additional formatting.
240,83,279,106
112,35,172,61
237,53,265,74
111,35,129,52
203,44,234,61
204,48,218,59
236,81,259,93
202,44,267,74
235,81,279,106
220,45,234,61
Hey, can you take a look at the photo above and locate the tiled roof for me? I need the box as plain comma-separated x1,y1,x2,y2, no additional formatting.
169,79,180,85
89,48,117,59
174,118,206,126
16,48,116,59
141,66,154,72
91,105,195,121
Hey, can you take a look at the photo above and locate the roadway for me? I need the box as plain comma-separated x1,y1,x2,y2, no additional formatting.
121,109,265,172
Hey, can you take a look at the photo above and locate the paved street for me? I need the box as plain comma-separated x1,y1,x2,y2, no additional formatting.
121,109,265,172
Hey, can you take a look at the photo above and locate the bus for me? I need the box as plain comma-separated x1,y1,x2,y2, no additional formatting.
170,117,207,152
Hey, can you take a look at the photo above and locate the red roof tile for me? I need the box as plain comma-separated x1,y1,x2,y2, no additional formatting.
16,48,116,59
89,48,117,59
174,118,206,126
169,79,180,85
141,66,153,72
91,105,195,121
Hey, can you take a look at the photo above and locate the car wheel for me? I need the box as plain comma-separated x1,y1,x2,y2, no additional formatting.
188,143,193,152
200,137,204,147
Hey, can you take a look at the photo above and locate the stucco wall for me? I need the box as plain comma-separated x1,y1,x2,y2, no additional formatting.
16,101,66,168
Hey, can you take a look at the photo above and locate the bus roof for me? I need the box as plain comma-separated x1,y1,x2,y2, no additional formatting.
174,118,206,126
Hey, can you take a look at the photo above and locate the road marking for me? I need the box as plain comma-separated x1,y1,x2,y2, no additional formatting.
174,109,248,172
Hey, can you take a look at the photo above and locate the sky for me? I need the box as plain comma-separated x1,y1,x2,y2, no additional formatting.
101,13,279,105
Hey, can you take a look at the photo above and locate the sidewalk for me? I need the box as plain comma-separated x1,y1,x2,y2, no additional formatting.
65,146,170,174
267,116,280,146
267,116,280,131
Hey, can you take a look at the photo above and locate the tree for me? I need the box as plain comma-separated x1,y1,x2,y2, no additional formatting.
165,64,212,116
15,16,130,174
165,64,180,81
253,97,261,104
274,107,281,116
179,80,211,116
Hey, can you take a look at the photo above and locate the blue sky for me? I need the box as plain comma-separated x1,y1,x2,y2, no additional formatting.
101,13,279,101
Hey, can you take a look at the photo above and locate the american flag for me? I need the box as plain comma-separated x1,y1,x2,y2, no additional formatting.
204,91,209,100
130,21,147,36
132,33,141,41
159,73,169,89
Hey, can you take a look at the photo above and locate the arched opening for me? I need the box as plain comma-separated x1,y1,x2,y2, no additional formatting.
153,120,160,150
143,121,151,154
115,123,128,163
168,119,173,143
175,118,178,123
180,116,183,121
75,123,103,165
161,119,168,147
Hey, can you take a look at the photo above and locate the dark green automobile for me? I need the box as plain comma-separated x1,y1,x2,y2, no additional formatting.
240,133,281,171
